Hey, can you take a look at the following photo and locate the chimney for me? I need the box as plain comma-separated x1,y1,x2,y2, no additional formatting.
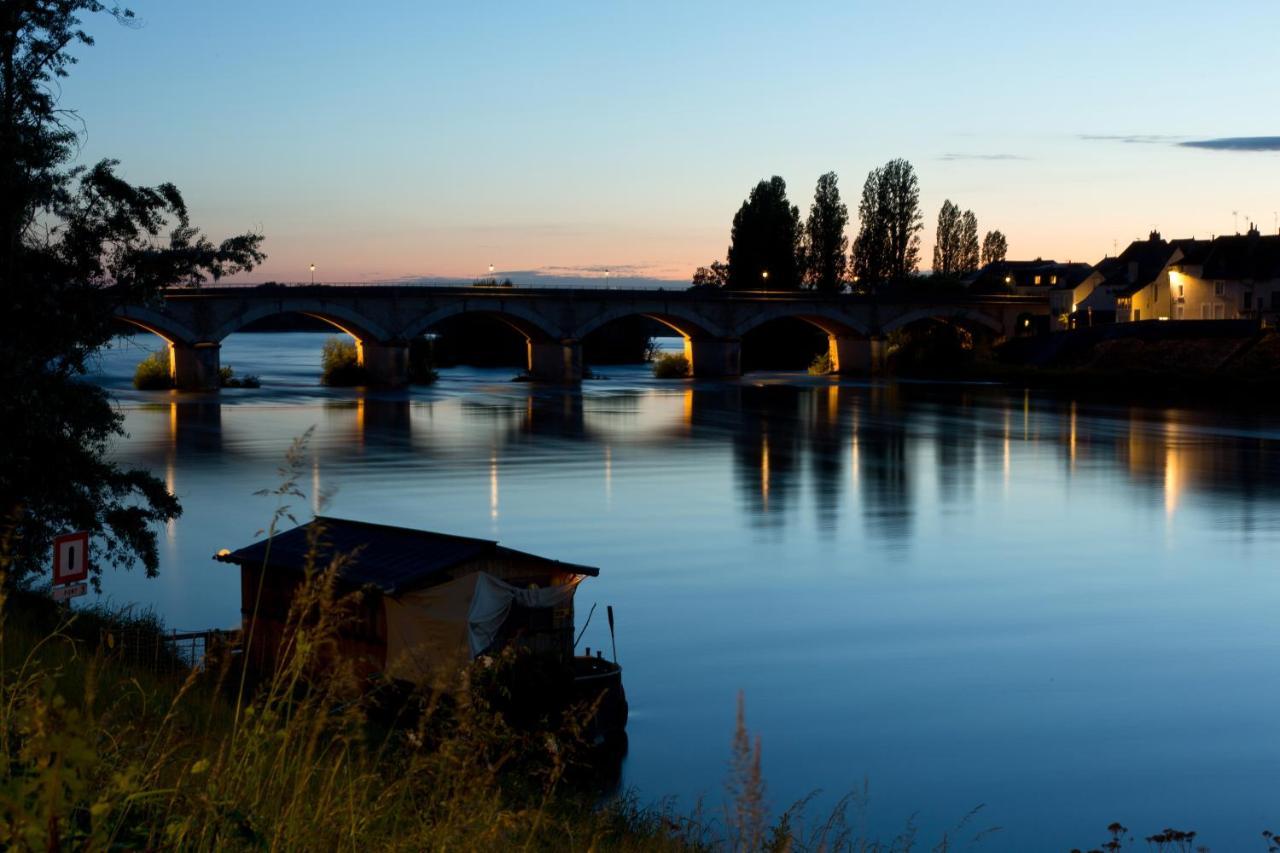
1149,230,1162,242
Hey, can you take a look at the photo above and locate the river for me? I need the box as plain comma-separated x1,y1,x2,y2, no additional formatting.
89,331,1280,850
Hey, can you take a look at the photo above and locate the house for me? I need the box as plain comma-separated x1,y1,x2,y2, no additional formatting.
1167,227,1280,321
967,259,1092,296
1050,232,1211,329
214,517,598,688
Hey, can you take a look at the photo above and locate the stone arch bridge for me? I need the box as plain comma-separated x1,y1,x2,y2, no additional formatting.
116,285,1048,389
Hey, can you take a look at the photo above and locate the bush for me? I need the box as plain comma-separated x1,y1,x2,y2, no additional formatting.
409,338,438,385
652,352,691,379
808,351,834,375
321,336,369,386
218,366,261,389
133,349,172,389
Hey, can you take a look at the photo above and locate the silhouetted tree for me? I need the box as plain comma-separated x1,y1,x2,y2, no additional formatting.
932,200,962,277
726,176,802,290
691,260,730,289
959,209,980,274
801,171,848,292
0,2,265,584
852,159,922,287
982,229,1008,266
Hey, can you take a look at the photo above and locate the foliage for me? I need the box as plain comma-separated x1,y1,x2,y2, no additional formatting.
933,201,980,278
320,336,368,386
959,210,980,274
690,260,730,289
652,353,691,378
218,366,260,389
801,171,849,292
472,277,514,287
726,176,802,290
409,338,439,384
852,159,922,288
0,3,265,584
808,351,834,375
133,349,172,390
932,200,962,278
981,230,1008,266
886,323,975,375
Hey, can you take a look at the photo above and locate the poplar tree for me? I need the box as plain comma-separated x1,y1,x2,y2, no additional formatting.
802,172,849,292
853,159,922,286
959,210,980,274
932,200,962,277
726,176,802,290
982,230,1009,266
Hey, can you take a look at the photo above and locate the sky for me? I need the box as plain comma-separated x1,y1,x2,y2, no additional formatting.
63,1,1280,285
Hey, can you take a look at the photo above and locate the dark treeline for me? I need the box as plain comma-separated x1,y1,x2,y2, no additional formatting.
693,162,1010,293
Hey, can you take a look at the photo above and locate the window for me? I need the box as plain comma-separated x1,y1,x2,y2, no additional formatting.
1133,309,1141,321
1214,303,1226,320
1033,275,1042,285
1174,304,1185,320
1177,283,1185,299
1201,303,1212,319
1214,281,1226,296
1050,275,1058,285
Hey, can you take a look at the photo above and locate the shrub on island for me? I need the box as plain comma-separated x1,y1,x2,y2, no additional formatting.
321,336,369,386
652,352,691,378
133,349,172,389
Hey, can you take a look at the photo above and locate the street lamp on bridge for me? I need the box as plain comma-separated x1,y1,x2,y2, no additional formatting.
310,263,316,285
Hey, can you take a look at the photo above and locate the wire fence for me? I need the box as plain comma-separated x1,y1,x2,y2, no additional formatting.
99,627,240,675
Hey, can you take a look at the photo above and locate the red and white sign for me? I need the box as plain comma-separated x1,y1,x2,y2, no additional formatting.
53,531,90,586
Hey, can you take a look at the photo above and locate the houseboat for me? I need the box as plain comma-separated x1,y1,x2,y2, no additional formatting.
214,517,626,743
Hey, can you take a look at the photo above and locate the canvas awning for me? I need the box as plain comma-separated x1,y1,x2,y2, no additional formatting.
383,572,585,687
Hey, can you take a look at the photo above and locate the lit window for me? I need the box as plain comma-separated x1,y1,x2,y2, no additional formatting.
1034,275,1042,285
1050,275,1058,285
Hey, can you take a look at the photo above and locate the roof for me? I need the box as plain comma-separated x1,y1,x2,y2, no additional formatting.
967,259,1093,291
1199,232,1280,280
214,517,598,594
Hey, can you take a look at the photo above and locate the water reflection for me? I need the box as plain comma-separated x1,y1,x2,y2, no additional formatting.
97,359,1280,850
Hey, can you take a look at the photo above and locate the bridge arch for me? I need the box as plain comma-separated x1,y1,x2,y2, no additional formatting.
571,304,729,342
881,307,1004,337
400,302,562,343
208,299,392,343
113,305,201,346
731,306,872,340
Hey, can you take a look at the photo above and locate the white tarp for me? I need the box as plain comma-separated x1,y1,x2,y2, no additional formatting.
382,572,584,687
466,572,584,657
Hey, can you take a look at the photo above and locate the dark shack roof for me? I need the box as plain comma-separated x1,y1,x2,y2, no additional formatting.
214,517,598,594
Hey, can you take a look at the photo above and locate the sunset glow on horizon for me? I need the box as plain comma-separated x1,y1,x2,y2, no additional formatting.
65,0,1280,285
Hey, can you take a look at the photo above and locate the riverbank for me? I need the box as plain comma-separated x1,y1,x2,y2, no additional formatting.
0,584,710,850
950,321,1280,407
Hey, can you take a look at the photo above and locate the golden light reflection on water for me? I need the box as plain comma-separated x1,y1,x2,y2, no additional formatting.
1069,401,1078,471
761,434,770,511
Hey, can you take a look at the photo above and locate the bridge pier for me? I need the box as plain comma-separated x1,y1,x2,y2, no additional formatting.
527,339,583,383
170,342,221,391
829,335,886,374
685,337,741,377
358,341,410,387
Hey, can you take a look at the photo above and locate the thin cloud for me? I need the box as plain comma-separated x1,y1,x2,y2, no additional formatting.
1180,136,1280,152
1080,134,1183,144
938,153,1029,161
